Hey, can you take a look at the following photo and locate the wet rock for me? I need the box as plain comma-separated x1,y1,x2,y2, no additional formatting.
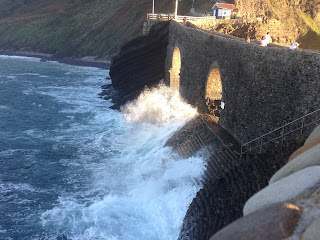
210,202,302,240
101,83,113,89
98,84,117,100
109,21,169,109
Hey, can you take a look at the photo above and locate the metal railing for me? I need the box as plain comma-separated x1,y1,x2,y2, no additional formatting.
240,108,320,156
147,13,217,21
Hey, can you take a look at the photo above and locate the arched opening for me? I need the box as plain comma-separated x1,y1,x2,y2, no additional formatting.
205,66,222,118
169,47,181,91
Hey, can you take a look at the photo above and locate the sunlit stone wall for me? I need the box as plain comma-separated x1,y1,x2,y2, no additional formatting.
169,47,181,90
165,21,320,143
206,66,222,100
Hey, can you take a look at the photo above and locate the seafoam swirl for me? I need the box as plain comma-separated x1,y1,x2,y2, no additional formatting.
121,84,198,124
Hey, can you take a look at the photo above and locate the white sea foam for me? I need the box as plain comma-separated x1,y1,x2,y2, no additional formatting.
6,75,16,79
41,148,205,240
0,225,7,235
40,83,204,240
0,55,40,61
0,182,38,193
15,73,41,76
121,84,198,124
0,148,38,157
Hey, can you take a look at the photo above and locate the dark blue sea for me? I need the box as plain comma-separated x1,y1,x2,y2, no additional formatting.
0,55,205,240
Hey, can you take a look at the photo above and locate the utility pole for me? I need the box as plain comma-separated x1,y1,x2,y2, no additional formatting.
174,0,178,19
152,0,155,14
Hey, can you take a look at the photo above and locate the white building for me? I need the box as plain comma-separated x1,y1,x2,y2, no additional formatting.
212,2,235,19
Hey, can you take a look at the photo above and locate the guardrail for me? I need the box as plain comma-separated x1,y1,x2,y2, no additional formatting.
147,13,217,21
240,108,320,156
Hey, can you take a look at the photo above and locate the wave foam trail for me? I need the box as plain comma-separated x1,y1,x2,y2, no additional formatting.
121,84,198,123
41,147,206,240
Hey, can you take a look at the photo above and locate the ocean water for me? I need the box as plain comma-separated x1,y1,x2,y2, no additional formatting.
0,56,206,240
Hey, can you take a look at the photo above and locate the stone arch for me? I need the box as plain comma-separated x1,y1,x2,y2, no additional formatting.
169,46,181,91
205,65,222,118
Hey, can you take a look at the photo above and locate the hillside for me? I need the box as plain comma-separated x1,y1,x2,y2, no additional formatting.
0,0,319,59
0,0,192,59
191,0,320,50
234,0,320,48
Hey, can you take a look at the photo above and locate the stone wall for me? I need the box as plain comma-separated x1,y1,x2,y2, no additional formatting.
165,21,320,144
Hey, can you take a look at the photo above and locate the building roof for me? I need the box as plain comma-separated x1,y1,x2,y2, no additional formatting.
212,2,235,10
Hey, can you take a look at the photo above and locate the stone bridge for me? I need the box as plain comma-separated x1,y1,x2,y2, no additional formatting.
111,20,320,145
165,21,320,144
109,20,320,239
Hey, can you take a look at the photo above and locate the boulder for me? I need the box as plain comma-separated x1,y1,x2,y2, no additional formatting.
288,138,320,162
270,143,320,183
301,217,320,240
210,203,302,240
243,166,320,216
305,124,320,145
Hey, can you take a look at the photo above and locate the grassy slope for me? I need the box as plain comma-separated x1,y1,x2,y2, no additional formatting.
0,0,192,59
0,0,144,58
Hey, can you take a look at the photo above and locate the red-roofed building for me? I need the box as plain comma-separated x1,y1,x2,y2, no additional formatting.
212,2,235,19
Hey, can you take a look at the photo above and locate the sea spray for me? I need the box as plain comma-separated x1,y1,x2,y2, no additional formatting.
121,84,198,123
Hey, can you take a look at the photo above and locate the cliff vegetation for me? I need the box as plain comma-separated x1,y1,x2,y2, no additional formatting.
0,0,191,59
193,0,320,49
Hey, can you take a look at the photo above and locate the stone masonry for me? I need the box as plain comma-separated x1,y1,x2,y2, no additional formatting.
164,21,320,144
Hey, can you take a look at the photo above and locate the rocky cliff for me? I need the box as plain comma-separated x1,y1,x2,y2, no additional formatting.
109,21,169,109
235,0,320,44
165,116,291,240
191,0,320,50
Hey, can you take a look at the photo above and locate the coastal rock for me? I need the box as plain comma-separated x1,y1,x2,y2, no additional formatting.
305,125,320,145
301,217,320,240
177,118,288,240
270,143,320,183
110,21,169,109
210,202,302,240
243,166,320,216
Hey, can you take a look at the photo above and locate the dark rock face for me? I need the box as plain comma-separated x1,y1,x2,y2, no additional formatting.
178,149,291,240
98,83,117,101
165,116,291,240
109,21,169,109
